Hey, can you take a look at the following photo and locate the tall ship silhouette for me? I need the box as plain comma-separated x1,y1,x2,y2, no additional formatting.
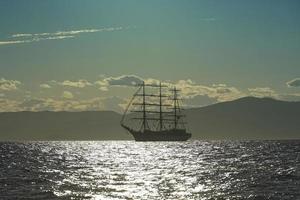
121,81,192,141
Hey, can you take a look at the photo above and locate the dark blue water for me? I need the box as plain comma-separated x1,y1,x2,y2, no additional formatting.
0,141,299,199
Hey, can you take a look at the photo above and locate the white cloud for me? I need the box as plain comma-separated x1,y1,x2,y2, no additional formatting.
62,91,74,99
99,86,109,91
286,78,300,87
101,96,126,113
95,75,167,90
0,78,21,91
173,80,245,102
96,74,144,87
0,98,21,112
11,27,123,38
20,98,47,111
0,40,27,45
45,79,92,88
248,87,278,98
40,84,51,89
19,97,102,112
0,27,124,46
11,33,32,38
94,75,245,102
61,79,92,88
0,36,74,46
0,95,126,112
184,94,218,108
4,74,299,112
32,35,75,41
279,93,300,102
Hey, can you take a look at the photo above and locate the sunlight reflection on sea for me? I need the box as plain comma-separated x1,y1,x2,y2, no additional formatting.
0,140,299,199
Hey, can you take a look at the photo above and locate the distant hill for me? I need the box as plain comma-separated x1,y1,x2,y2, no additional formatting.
185,97,300,139
0,111,130,140
0,97,299,140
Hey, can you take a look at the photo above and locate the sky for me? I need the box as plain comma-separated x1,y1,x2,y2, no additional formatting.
0,0,300,112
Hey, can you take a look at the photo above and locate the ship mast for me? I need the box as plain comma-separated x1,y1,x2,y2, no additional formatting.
121,81,191,140
172,86,182,130
129,82,173,132
173,87,178,129
120,80,192,141
142,81,147,132
159,82,163,131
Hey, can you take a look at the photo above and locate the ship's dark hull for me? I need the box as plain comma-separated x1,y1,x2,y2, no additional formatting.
122,125,191,141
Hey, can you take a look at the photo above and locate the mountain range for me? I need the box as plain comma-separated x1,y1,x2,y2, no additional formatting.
0,97,299,140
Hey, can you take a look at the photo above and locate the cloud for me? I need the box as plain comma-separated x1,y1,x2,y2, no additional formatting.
19,97,99,111
19,97,101,112
0,27,124,46
0,78,21,91
40,84,51,89
95,75,166,91
174,80,245,102
11,34,32,38
99,87,109,92
20,98,47,111
61,79,92,88
7,74,299,112
96,75,144,87
0,36,74,46
45,79,92,88
0,98,21,112
94,75,245,103
1,95,126,112
101,96,126,113
184,95,218,107
0,40,28,45
286,78,300,87
278,93,300,102
62,91,74,99
11,27,123,38
32,35,75,41
95,75,143,91
248,87,278,98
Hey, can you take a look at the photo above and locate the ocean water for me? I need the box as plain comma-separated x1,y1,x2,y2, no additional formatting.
0,141,299,200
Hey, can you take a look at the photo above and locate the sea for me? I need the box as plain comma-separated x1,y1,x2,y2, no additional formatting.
0,140,299,200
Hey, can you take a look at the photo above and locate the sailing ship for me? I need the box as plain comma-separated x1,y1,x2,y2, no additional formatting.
120,81,192,141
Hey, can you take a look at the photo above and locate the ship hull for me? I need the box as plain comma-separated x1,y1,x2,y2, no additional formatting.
125,127,191,141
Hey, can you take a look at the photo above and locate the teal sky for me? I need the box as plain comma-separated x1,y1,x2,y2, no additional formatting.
0,0,300,112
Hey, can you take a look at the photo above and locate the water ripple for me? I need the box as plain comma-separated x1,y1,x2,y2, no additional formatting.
0,140,299,199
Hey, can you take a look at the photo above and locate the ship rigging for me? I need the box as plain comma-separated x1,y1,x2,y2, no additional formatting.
120,81,192,141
